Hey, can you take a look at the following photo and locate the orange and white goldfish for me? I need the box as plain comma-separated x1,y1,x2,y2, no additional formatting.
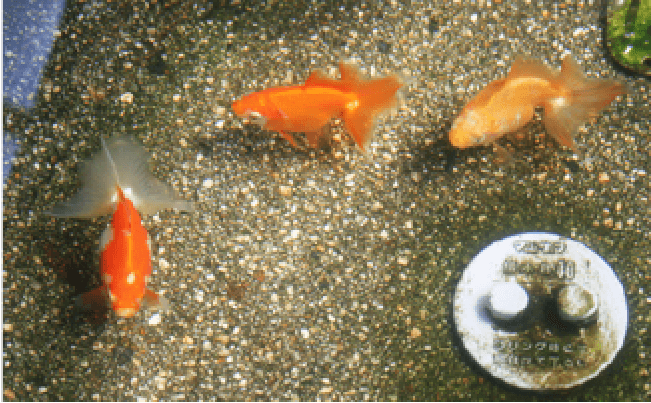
231,62,405,150
449,56,626,152
48,136,194,317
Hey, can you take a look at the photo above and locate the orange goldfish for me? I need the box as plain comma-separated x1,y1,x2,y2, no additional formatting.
48,136,194,317
231,62,405,150
81,186,158,317
449,56,626,152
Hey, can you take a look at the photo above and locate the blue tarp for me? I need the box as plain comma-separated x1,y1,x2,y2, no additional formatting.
3,0,67,180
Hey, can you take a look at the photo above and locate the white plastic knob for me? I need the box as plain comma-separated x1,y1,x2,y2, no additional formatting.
489,281,529,321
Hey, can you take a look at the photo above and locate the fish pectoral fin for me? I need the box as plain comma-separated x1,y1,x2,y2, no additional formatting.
279,131,299,147
246,110,268,127
305,131,322,148
77,286,110,311
141,288,170,313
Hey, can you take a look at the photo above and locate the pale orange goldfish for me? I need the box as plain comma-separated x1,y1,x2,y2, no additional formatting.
232,62,405,150
449,56,626,151
48,136,193,317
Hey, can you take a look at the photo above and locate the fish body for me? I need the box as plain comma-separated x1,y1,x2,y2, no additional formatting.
449,56,626,151
81,187,158,317
232,62,404,150
49,136,193,317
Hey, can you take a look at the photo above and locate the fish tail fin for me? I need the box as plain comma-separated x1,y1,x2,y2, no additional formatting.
99,136,119,182
543,56,626,151
47,136,194,217
46,138,121,218
341,64,405,151
104,137,194,214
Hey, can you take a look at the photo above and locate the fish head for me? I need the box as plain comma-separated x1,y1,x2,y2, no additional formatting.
231,93,270,126
448,108,489,149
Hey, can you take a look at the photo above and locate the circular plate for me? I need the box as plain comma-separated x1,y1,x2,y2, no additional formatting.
453,232,628,390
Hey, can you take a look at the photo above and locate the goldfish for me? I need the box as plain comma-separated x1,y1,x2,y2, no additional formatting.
231,62,405,150
48,136,194,317
449,56,626,152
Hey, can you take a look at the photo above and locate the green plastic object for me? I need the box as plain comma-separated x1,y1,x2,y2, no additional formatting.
607,0,651,76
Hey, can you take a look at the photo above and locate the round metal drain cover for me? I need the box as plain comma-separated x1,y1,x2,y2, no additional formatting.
453,232,628,390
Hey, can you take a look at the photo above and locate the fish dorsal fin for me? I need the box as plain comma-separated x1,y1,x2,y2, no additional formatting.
115,185,127,205
338,63,361,83
466,79,507,108
507,56,556,82
465,57,555,109
303,63,362,91
111,184,134,229
304,70,333,87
